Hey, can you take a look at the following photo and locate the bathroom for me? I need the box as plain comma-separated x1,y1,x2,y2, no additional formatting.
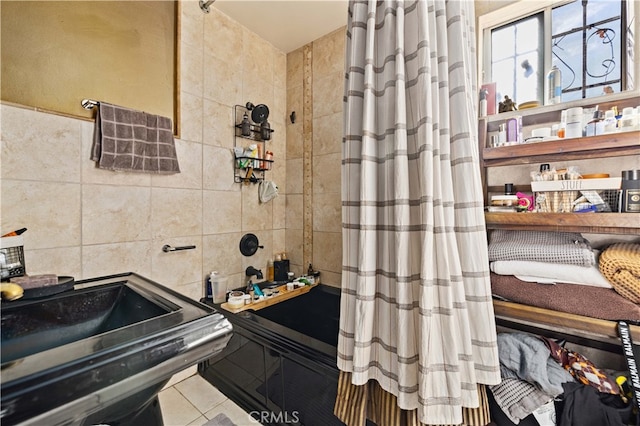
0,0,346,303
2,0,639,425
1,1,347,423
1,0,522,301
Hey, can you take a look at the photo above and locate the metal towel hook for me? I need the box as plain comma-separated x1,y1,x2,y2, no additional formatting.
81,99,99,110
199,0,216,13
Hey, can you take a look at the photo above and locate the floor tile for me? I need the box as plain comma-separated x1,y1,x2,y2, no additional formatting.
158,386,202,426
175,374,227,414
186,415,209,426
204,399,261,426
164,365,198,389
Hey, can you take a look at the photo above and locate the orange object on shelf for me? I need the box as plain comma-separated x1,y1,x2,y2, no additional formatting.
582,173,610,179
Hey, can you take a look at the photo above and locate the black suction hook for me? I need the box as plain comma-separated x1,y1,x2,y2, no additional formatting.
290,111,296,124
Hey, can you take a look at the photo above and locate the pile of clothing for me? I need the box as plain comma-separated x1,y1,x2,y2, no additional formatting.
489,332,633,426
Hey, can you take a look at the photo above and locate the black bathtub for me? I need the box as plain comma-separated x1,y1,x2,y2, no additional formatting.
198,284,344,426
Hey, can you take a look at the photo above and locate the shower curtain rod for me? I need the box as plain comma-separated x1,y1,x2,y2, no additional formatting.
199,0,215,13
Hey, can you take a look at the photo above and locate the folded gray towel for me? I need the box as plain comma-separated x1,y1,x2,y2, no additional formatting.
91,102,180,174
488,230,596,266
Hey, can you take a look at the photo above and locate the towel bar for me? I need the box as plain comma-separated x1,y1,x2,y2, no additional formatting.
162,244,196,253
81,99,99,110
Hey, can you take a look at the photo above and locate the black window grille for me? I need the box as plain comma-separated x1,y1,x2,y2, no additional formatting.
552,0,625,101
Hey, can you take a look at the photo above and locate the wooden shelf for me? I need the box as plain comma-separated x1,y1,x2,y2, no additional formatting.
482,131,640,167
480,92,640,355
493,300,640,350
220,283,317,314
484,212,640,234
483,92,640,129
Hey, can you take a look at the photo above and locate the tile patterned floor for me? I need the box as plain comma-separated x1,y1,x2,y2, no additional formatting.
159,369,262,426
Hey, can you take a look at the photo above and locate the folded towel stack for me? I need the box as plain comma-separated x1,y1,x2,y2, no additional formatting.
91,102,180,174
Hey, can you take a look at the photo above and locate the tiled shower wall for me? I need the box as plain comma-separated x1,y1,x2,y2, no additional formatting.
286,27,346,287
0,1,348,297
1,2,289,299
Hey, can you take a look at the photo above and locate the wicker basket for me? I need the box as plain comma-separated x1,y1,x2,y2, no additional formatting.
1,236,26,281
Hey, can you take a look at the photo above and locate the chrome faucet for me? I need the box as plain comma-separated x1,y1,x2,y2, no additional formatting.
245,266,263,292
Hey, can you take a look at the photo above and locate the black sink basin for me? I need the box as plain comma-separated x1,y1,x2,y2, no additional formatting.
2,284,170,363
1,272,233,426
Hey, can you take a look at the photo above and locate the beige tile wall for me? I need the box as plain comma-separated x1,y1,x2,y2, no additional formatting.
285,47,305,277
312,28,345,288
0,1,350,297
0,1,291,298
285,27,346,287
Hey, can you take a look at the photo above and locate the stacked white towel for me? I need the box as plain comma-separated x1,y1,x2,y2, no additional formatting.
488,230,609,287
490,260,612,288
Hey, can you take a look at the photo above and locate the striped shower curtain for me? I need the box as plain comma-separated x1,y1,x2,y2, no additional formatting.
337,1,501,425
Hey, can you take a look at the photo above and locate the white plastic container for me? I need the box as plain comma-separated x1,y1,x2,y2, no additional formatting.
564,107,583,138
227,290,244,308
619,107,638,131
209,271,228,304
603,109,618,133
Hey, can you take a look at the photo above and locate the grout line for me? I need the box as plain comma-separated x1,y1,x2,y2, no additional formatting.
302,43,313,270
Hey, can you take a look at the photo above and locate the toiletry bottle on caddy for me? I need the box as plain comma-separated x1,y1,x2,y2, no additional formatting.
267,258,274,282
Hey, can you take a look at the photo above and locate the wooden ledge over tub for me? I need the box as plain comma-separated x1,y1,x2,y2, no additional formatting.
221,283,317,314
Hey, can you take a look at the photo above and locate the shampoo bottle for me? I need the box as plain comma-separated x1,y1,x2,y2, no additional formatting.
267,258,274,282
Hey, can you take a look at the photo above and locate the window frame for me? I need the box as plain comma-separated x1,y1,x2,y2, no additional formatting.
477,0,638,104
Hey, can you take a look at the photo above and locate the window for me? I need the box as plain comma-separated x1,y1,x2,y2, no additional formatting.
552,1,623,101
491,13,544,105
479,0,635,107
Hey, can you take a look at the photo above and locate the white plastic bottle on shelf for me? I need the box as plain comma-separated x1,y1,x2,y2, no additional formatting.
619,107,638,131
603,109,618,133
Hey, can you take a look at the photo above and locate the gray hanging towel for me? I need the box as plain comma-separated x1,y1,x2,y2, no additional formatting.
90,102,180,174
